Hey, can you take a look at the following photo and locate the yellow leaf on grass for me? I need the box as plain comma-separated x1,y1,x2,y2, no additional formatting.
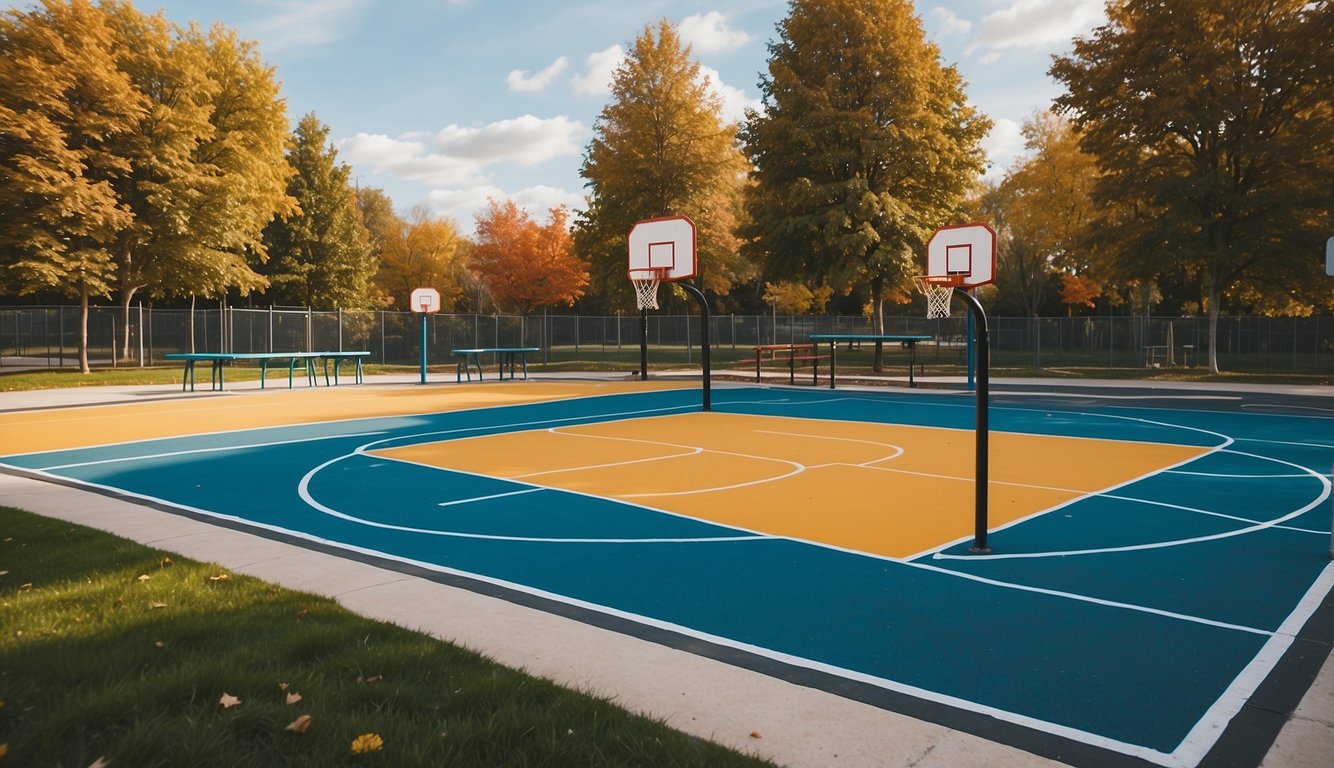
208,573,230,582
218,693,242,709
136,574,150,582
149,602,167,610
284,714,313,733
0,743,8,758
87,756,109,768
285,691,302,705
350,733,384,754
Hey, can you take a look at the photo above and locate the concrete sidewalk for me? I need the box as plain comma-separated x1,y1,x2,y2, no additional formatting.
0,377,1330,768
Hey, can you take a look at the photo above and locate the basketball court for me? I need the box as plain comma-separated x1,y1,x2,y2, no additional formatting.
2,376,1332,768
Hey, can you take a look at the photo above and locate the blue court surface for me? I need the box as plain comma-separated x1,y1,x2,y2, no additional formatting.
3,381,1332,768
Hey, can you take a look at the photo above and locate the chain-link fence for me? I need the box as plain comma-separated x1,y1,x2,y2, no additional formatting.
2,305,1331,374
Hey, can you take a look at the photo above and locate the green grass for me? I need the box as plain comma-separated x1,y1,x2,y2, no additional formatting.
0,507,775,767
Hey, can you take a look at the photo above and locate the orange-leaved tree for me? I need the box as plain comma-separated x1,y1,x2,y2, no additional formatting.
469,200,588,314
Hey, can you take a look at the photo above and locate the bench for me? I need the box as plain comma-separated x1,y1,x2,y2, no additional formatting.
738,343,829,385
808,334,933,389
451,347,540,382
164,351,370,392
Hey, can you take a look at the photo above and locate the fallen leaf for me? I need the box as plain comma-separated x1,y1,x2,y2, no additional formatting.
19,583,32,590
159,557,172,567
750,730,762,739
363,674,383,684
285,692,302,705
218,693,242,709
149,602,168,610
87,756,108,767
208,573,230,582
284,714,313,733
153,640,166,650
0,570,9,576
350,733,384,754
295,609,308,619
136,574,151,582
278,682,290,691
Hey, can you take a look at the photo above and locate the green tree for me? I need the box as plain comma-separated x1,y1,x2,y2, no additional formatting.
575,20,752,312
260,114,374,309
1051,0,1333,373
742,0,991,370
0,0,143,372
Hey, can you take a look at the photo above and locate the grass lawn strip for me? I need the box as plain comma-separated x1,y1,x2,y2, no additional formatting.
0,506,774,767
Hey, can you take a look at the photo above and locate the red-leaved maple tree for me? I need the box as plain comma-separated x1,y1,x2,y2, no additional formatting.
470,200,589,314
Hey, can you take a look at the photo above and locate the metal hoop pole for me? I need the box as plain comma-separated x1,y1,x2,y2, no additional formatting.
954,288,990,554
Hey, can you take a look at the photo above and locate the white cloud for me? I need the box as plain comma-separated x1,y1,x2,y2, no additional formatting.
981,117,1025,177
696,65,761,125
249,0,369,53
339,115,584,190
679,11,750,53
972,0,1105,52
506,57,570,93
929,7,972,37
434,115,584,167
571,45,624,96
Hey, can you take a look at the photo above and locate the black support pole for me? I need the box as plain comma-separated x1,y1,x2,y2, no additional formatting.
679,282,711,412
953,288,990,554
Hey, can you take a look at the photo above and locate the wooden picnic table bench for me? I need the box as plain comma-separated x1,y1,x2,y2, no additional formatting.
451,347,541,382
164,351,370,392
737,343,829,385
808,334,933,389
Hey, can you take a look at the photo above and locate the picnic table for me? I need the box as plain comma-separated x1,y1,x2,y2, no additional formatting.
451,347,541,382
738,343,829,385
808,334,933,389
164,351,370,392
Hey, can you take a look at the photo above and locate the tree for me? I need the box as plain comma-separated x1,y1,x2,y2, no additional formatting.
575,20,752,311
471,199,588,315
762,281,831,315
102,8,294,357
742,0,991,370
994,112,1100,317
260,114,374,309
371,202,469,311
0,0,143,372
1051,0,1333,373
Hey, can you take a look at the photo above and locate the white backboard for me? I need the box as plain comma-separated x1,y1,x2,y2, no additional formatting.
410,286,441,313
926,223,996,287
628,216,696,282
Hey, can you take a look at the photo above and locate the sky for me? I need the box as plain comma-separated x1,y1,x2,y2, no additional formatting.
17,0,1109,231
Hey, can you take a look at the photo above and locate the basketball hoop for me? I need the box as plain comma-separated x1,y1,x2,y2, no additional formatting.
913,274,963,319
630,268,666,311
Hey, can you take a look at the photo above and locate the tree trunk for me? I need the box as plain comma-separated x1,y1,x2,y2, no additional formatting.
870,274,885,372
78,284,91,374
118,286,137,363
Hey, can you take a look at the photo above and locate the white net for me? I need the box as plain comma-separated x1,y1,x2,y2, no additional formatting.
631,272,661,310
913,275,959,319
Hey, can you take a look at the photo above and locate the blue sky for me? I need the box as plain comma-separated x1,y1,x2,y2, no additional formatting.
28,0,1108,230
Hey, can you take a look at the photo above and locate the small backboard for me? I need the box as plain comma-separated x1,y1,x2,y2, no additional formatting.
926,223,996,287
410,287,441,314
628,216,696,282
